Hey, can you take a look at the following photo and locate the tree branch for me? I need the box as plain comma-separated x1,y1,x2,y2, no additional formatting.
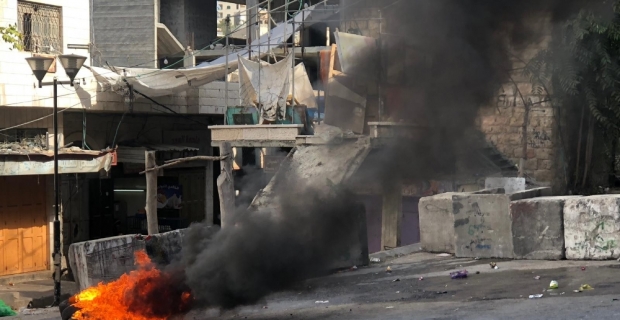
140,155,229,174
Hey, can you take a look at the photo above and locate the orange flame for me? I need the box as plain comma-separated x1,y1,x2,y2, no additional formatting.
72,250,191,320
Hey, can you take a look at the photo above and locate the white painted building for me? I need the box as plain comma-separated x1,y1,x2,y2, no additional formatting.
0,0,237,277
217,1,246,26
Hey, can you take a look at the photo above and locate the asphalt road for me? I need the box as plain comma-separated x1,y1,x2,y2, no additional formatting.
10,254,620,320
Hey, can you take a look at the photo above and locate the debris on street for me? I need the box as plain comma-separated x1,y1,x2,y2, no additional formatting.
315,301,329,304
370,258,381,263
0,300,16,317
528,294,543,299
418,276,424,281
386,306,394,309
489,262,497,269
437,253,451,257
534,276,541,280
393,278,400,282
386,266,392,273
581,267,586,271
579,284,594,291
549,280,559,289
450,270,468,279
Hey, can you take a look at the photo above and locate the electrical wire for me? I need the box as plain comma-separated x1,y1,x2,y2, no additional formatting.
0,100,86,132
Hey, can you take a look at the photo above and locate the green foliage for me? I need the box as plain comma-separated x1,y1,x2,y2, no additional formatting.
0,23,23,51
523,2,620,190
524,3,620,136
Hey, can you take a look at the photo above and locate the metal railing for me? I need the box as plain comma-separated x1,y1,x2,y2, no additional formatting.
17,1,62,53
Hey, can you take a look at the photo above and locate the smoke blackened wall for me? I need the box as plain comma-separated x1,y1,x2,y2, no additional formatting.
340,0,593,188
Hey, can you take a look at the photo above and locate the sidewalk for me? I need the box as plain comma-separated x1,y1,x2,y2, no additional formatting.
0,280,78,311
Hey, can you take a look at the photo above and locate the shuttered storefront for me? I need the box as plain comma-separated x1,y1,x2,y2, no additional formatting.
0,176,49,276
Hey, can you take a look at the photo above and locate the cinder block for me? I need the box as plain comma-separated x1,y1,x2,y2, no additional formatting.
511,196,577,260
564,195,620,260
453,194,514,259
418,193,459,253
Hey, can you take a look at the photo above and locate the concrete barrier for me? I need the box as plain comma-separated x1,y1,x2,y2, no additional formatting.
68,229,194,291
419,188,552,258
564,195,620,260
418,193,460,254
511,196,577,260
453,193,515,259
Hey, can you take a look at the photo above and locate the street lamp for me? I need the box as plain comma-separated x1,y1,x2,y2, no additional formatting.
25,53,87,307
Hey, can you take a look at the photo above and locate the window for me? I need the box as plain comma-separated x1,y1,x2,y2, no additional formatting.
236,4,239,9
17,1,62,53
218,12,223,19
227,5,231,9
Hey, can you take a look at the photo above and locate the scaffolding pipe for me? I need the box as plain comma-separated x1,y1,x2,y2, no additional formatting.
225,15,230,109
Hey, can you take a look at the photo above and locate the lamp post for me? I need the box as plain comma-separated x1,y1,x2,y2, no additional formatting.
25,54,87,307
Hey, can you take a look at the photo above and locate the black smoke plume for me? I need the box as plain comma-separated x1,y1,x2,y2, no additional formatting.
175,0,599,311
352,0,601,183
179,180,363,309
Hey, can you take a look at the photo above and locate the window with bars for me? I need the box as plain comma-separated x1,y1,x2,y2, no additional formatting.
17,1,62,53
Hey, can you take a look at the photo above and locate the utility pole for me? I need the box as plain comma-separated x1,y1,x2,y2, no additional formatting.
145,151,159,235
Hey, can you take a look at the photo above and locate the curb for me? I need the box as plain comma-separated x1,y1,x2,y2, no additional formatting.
369,243,422,262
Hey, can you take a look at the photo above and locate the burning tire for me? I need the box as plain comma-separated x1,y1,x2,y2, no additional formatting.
59,297,80,320
61,304,81,320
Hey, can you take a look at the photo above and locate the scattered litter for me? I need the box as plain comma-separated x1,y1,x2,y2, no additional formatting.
386,306,394,309
436,291,448,294
349,266,358,271
581,267,586,271
315,301,329,304
370,258,381,263
579,284,593,291
561,292,565,295
393,279,400,282
437,253,451,257
549,280,559,289
474,257,480,260
0,300,16,317
262,306,268,309
573,290,581,293
534,276,541,280
489,262,497,269
418,277,424,281
386,266,392,273
450,270,468,279
528,294,543,299
395,291,400,293
613,298,619,302
475,271,480,275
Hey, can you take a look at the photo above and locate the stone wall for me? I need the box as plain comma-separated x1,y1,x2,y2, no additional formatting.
478,83,558,188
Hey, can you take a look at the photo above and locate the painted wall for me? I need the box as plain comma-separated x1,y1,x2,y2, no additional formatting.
0,0,92,109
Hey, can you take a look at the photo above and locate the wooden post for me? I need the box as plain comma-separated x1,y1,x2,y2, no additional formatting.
145,151,159,235
381,180,402,250
205,161,214,226
217,143,235,228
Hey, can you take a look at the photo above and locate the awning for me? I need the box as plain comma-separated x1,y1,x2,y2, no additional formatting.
0,152,113,176
87,3,326,97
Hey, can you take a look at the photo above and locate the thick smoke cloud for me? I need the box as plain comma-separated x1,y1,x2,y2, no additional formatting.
173,0,599,311
358,0,600,183
178,179,363,309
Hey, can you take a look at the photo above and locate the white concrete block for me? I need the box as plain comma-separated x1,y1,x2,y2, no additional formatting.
564,195,620,260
